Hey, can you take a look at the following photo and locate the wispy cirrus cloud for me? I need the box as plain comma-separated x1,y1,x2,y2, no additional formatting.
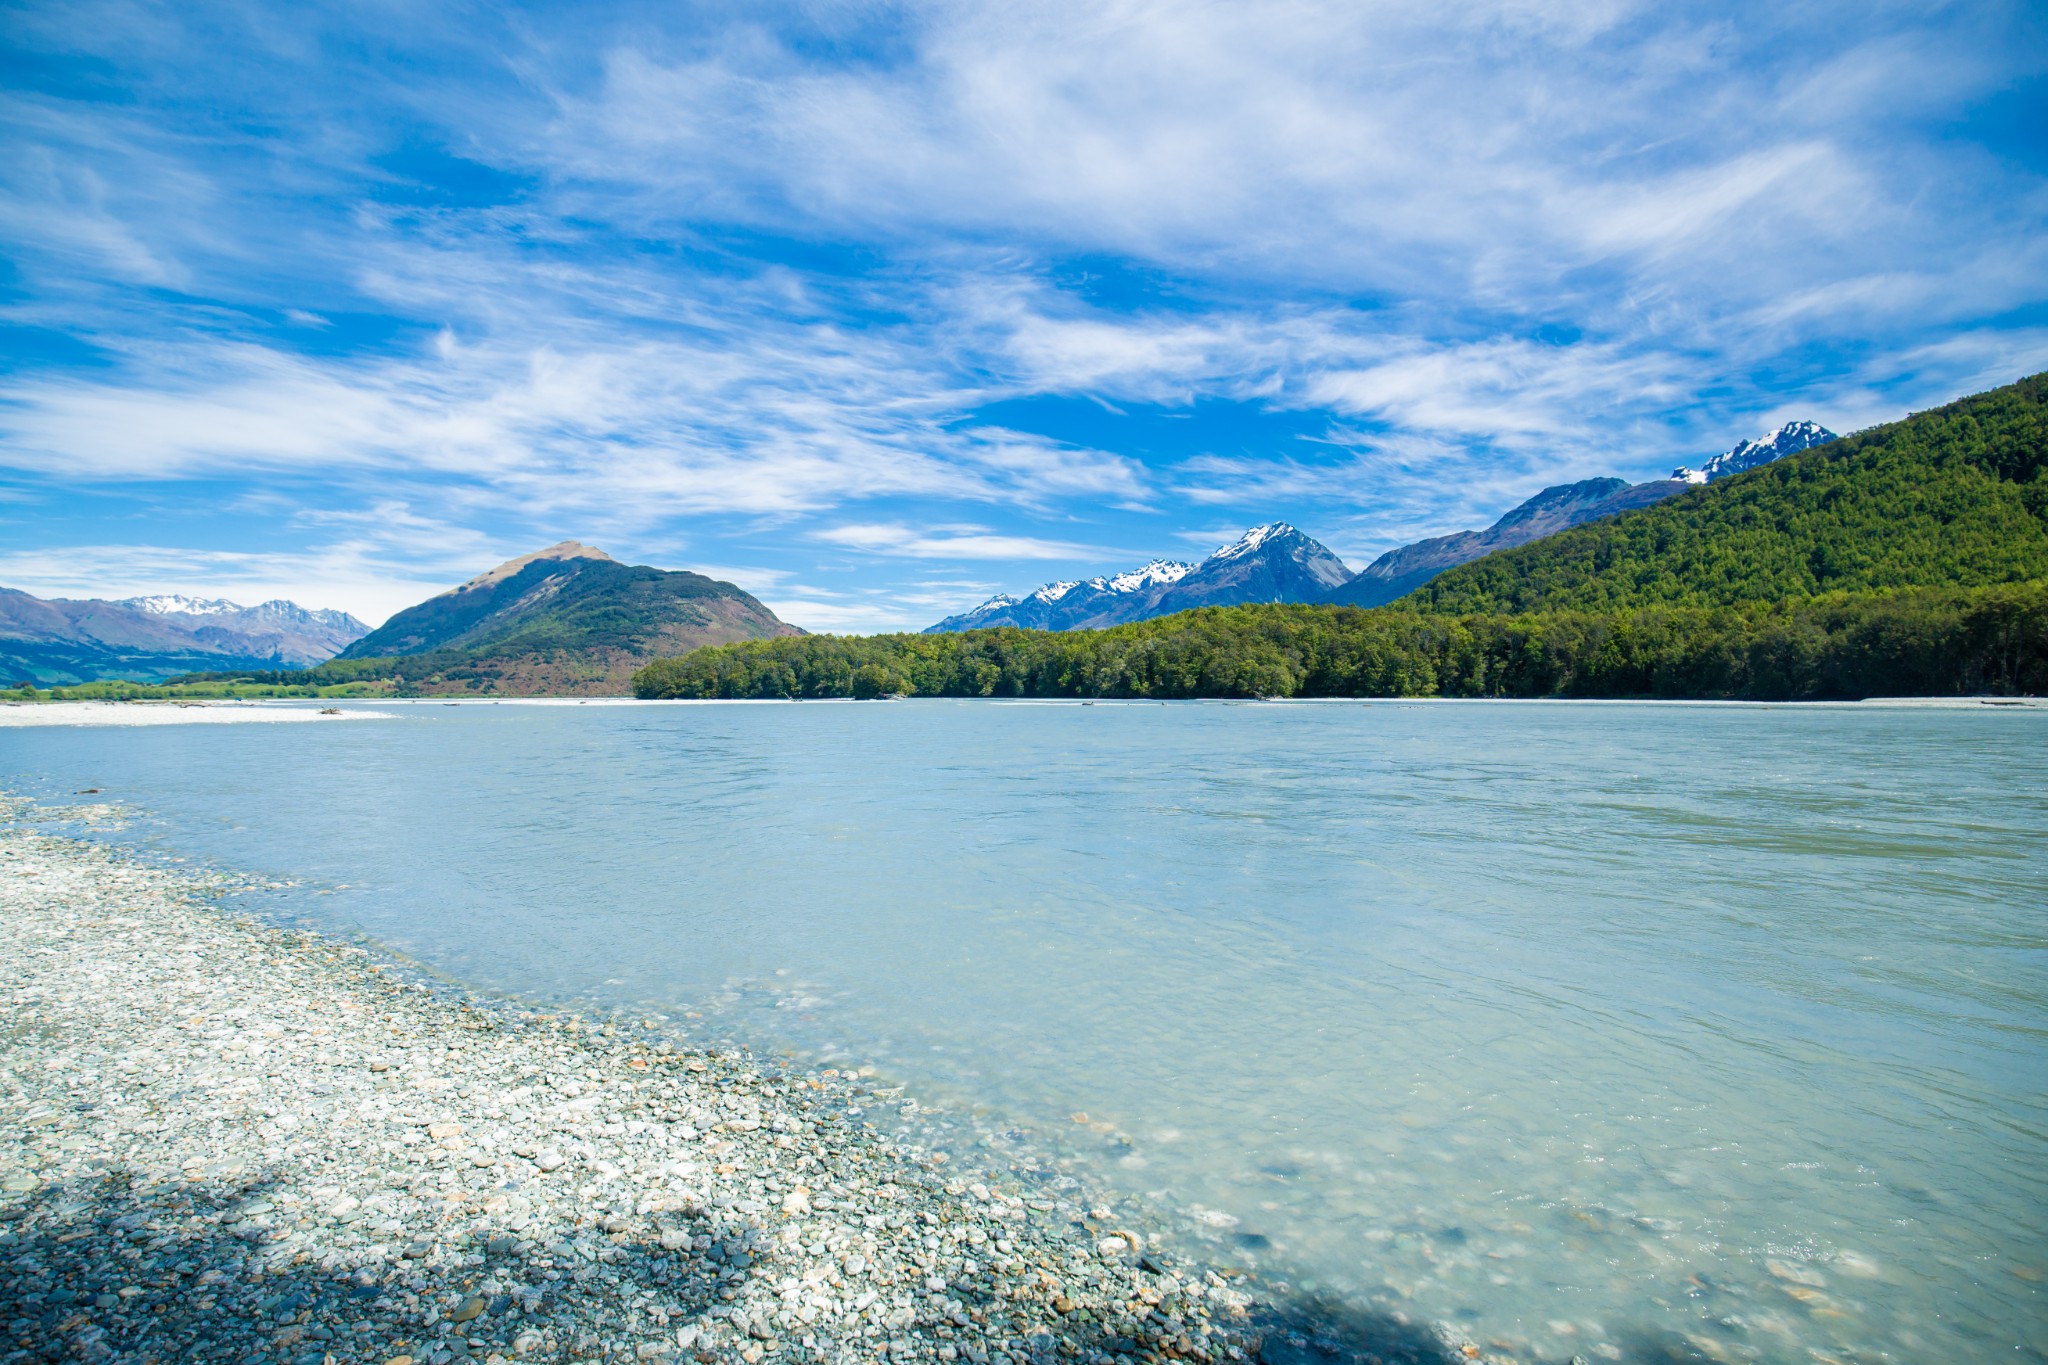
812,523,1103,561
0,324,1131,521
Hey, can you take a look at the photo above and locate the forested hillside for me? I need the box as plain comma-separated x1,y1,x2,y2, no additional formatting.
634,584,2046,702
298,542,796,694
1410,372,2048,614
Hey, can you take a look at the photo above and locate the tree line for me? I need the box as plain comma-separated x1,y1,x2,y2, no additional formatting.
632,583,2047,702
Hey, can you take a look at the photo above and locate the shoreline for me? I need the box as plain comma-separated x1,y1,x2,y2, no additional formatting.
1,693,2039,729
0,702,395,727
0,797,1494,1365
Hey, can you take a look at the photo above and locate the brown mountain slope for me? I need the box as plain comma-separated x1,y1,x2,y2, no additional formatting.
315,543,800,695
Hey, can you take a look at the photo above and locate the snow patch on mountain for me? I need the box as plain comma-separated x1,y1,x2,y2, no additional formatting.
1700,420,1837,481
953,560,1197,620
1213,524,1291,561
120,595,368,633
124,594,243,616
1106,560,1196,593
927,526,1349,632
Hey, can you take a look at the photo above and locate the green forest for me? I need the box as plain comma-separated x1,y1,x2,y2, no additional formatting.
1412,372,2048,614
632,583,2047,702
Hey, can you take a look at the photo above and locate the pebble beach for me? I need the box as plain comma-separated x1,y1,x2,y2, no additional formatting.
0,795,1495,1365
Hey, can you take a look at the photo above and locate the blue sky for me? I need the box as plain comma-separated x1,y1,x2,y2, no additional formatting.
2,0,2045,630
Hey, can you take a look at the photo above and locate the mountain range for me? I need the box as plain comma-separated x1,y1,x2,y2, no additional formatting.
10,419,1843,689
934,421,1838,627
926,524,1353,631
1,591,369,685
1324,477,1675,608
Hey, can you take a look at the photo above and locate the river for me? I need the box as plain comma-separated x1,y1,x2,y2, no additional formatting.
5,698,2043,1362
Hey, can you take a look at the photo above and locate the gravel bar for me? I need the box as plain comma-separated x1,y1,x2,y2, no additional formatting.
0,797,1494,1365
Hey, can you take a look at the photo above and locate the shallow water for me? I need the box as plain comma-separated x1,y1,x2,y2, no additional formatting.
6,698,2045,1362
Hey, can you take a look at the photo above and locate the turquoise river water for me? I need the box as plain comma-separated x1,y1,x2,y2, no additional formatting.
4,698,2044,1363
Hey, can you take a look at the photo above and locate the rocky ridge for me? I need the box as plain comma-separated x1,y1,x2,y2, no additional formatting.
0,592,370,685
0,798,1494,1365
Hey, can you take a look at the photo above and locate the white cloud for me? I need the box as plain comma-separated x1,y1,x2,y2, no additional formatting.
1301,337,1688,441
761,596,932,635
812,523,1102,560
0,323,1126,521
537,0,2041,329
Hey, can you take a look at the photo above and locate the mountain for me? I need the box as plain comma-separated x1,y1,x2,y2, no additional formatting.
1326,422,1838,609
927,524,1352,632
924,560,1195,632
1152,524,1355,613
0,589,369,685
333,540,798,694
1692,419,1837,482
1325,478,1649,609
340,541,620,657
1410,372,2048,616
122,595,369,662
122,594,243,616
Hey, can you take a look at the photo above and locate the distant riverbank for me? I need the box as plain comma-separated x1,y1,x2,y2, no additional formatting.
0,701,393,726
3,693,2040,726
0,796,1496,1365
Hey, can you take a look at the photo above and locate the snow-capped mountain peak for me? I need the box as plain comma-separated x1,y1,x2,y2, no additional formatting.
988,560,1198,613
924,523,1352,633
1104,560,1195,593
1212,523,1296,562
1699,420,1837,481
119,595,368,633
1029,581,1084,604
123,594,244,616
